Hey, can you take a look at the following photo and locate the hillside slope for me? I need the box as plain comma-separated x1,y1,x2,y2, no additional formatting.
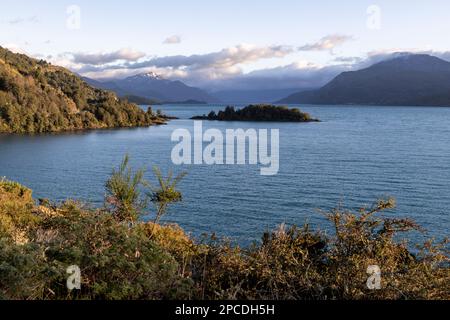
0,47,164,134
211,88,303,104
85,72,218,104
279,54,450,106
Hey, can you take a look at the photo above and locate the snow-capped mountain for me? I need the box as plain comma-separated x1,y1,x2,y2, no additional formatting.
84,73,217,103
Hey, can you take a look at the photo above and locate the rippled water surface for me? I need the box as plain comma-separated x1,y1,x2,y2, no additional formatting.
1,104,449,244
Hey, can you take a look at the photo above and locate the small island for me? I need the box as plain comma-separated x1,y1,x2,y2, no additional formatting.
191,104,319,122
166,99,207,105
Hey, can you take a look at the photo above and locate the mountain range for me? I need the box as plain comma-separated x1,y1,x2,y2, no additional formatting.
279,54,450,106
84,54,450,107
83,72,217,104
211,88,304,104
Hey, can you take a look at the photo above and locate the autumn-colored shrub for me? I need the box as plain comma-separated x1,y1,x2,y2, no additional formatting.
188,199,449,300
0,178,38,243
0,177,448,300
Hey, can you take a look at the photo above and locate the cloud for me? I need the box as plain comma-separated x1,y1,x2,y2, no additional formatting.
71,48,146,65
127,44,294,70
333,56,363,64
2,16,39,25
298,34,353,54
47,41,450,92
163,35,182,44
80,67,188,82
63,44,295,80
360,49,450,68
433,51,450,62
206,47,450,91
203,62,349,91
55,43,354,90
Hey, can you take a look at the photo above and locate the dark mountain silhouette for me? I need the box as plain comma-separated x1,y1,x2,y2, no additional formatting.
84,72,217,104
279,54,450,106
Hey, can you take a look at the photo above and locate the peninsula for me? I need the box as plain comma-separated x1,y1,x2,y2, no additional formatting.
0,47,168,134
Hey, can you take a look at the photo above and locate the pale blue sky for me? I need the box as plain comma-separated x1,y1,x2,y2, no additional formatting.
1,0,449,89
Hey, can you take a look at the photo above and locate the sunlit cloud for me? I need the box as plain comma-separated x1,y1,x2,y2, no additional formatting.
70,48,146,65
58,44,296,81
298,34,353,54
125,44,295,70
38,40,450,92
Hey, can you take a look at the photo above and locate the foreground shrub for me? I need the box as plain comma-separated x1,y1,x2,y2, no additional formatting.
0,238,47,299
0,178,448,300
0,182,191,299
0,178,38,243
319,199,449,299
105,155,146,223
105,156,186,227
188,199,449,300
32,202,190,300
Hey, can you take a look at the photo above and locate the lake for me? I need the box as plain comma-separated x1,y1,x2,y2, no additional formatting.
1,104,449,245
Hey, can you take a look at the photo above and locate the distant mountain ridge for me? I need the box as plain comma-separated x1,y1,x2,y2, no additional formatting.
84,73,217,104
279,54,450,106
212,88,305,104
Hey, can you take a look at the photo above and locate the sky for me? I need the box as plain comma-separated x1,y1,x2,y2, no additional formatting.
1,0,450,91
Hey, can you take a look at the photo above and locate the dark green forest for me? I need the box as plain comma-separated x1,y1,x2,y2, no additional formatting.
192,104,319,122
0,47,163,134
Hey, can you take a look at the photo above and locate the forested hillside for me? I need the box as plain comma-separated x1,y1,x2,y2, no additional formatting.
0,47,163,134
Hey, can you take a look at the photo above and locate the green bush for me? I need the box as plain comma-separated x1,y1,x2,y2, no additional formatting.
0,238,47,300
32,202,190,300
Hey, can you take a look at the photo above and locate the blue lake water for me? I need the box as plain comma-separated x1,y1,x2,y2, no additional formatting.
0,104,449,245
